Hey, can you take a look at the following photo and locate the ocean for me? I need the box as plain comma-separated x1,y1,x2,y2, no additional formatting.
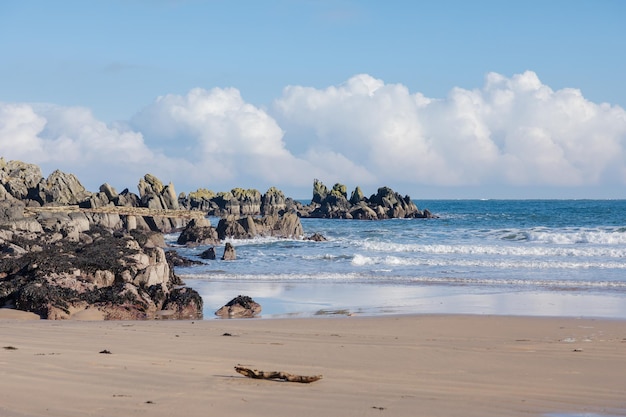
170,200,626,319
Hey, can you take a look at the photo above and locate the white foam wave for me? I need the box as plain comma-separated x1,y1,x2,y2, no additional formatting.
350,254,626,270
356,241,626,258
179,271,626,289
525,229,626,245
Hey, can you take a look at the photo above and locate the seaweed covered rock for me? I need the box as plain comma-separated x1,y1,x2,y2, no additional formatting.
215,295,261,318
0,226,203,320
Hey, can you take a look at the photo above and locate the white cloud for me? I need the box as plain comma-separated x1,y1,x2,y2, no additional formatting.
273,71,626,188
0,101,187,191
131,87,315,187
2,71,626,198
0,103,48,161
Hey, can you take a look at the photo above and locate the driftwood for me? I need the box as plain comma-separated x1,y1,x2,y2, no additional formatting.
234,366,322,383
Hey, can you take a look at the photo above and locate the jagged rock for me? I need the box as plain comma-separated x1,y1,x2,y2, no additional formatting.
138,173,164,198
312,179,328,204
204,188,262,217
135,174,182,232
261,187,286,215
79,192,111,209
0,159,44,201
349,186,365,205
215,295,261,318
331,183,347,198
177,218,218,245
301,180,433,220
307,233,327,242
221,242,236,260
178,188,216,211
211,191,238,216
216,213,303,240
115,189,141,207
231,188,261,216
37,170,91,205
99,183,118,201
199,247,216,260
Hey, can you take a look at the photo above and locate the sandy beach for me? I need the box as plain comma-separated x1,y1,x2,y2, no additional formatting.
1,312,624,417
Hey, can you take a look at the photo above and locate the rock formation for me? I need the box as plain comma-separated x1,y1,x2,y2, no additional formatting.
179,186,294,217
215,213,304,240
176,218,219,246
199,247,216,260
221,242,236,260
1,159,195,234
302,179,435,220
215,295,261,318
0,210,203,320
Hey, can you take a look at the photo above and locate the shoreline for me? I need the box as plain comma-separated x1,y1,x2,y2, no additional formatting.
1,314,624,417
187,279,626,320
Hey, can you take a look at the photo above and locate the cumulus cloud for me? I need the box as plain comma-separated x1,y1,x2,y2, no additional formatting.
130,87,316,187
274,71,626,189
0,101,186,191
2,71,626,197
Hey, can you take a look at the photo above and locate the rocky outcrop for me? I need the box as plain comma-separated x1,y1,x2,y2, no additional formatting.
1,159,194,234
215,213,303,240
176,212,304,246
0,159,44,201
215,295,261,318
261,187,287,215
199,247,216,260
36,170,91,205
176,218,218,246
307,233,327,242
179,187,294,217
302,180,435,220
0,215,203,320
221,242,236,260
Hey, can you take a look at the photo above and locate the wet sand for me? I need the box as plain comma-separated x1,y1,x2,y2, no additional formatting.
1,313,624,417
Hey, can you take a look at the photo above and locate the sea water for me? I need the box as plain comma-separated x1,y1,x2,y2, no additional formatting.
170,200,626,319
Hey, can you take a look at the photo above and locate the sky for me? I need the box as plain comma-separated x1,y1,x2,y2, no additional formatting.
1,0,626,199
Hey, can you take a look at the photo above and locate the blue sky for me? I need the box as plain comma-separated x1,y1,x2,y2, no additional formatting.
1,0,625,199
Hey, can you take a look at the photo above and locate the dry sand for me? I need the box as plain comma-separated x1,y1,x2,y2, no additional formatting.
1,313,624,417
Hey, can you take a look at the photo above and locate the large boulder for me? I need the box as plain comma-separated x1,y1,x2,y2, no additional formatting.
0,159,44,201
177,218,219,245
221,242,236,260
0,226,203,320
37,170,92,205
215,295,261,318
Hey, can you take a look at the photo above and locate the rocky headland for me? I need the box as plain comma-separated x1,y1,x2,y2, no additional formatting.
179,179,434,220
1,158,434,319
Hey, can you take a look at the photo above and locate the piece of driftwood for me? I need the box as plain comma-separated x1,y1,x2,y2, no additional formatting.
234,366,322,383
